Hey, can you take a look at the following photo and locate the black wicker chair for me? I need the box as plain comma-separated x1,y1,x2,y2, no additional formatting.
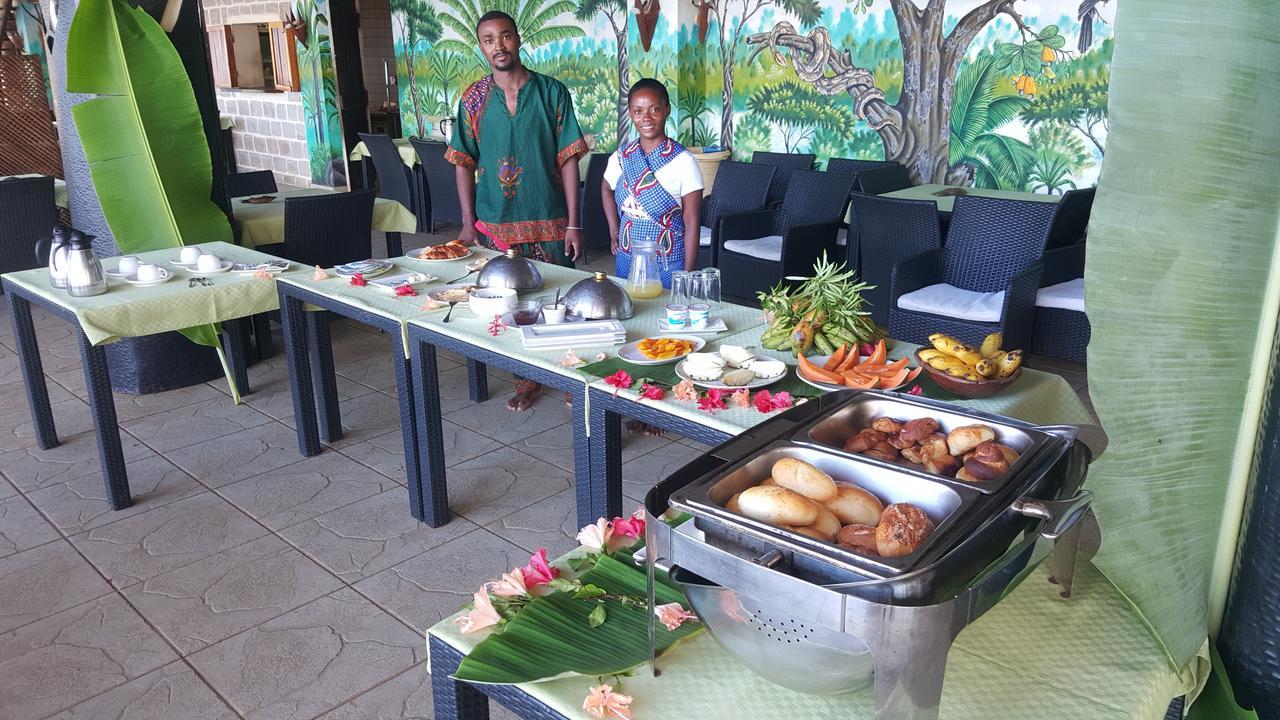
580,153,611,252
888,195,1058,350
358,132,419,238
822,159,897,267
1046,186,1096,250
0,175,59,286
694,160,775,269
856,163,913,194
717,169,856,302
1031,242,1089,363
279,190,376,268
850,192,943,327
750,151,815,207
225,170,277,198
410,137,463,233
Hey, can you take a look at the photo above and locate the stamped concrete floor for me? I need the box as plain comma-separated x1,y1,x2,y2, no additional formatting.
0,231,1092,720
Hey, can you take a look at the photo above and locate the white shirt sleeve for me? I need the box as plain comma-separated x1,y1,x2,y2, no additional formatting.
603,152,622,189
673,153,704,197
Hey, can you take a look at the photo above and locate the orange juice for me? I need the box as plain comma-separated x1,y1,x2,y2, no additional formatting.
627,281,665,300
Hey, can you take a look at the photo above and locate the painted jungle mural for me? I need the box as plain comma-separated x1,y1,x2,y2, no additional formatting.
288,0,345,186
392,0,1114,191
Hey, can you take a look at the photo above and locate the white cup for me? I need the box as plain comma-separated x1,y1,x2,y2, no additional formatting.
179,246,201,264
542,303,567,324
135,263,162,282
116,256,140,276
196,253,222,273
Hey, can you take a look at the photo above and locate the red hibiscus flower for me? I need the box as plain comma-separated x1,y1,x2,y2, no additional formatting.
907,384,923,396
394,283,417,297
520,548,560,588
604,370,632,396
349,272,367,287
753,389,774,413
611,512,645,539
769,391,794,410
698,388,727,412
638,383,664,401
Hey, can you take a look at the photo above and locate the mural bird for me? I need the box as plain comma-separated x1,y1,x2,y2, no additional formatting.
693,0,713,44
1077,0,1110,53
635,0,660,52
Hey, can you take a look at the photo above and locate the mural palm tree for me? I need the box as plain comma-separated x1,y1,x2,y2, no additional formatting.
948,51,1034,190
432,0,585,65
747,0,1068,184
574,0,628,145
391,0,442,136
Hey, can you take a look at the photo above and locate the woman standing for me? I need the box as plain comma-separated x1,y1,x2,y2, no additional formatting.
602,79,703,288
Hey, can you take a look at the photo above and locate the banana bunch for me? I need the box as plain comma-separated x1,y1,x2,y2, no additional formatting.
760,319,865,354
919,332,1022,381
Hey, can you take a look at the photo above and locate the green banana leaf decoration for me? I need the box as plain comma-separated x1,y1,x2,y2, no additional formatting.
64,0,240,400
454,554,702,684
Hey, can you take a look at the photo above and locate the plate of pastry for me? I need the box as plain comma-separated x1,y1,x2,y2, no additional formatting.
674,344,787,390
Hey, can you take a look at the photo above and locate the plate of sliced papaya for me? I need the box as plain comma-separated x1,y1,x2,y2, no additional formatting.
795,339,922,392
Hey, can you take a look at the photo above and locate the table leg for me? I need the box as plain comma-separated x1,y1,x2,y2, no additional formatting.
571,386,596,528
252,312,276,360
391,345,426,522
306,311,343,443
466,359,488,403
429,636,490,720
411,338,451,526
588,396,623,523
360,158,371,190
77,332,131,511
6,292,58,450
386,232,403,258
278,290,321,457
221,320,252,396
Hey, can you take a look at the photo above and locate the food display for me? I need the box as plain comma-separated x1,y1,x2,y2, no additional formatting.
677,345,787,388
430,284,479,303
418,240,472,260
843,415,1021,483
636,337,697,360
757,255,883,353
919,332,1022,381
724,457,934,558
795,338,922,390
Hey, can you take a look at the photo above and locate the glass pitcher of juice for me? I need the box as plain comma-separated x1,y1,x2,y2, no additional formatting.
626,239,665,299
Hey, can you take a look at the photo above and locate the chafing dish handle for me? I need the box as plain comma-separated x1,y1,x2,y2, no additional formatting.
1011,490,1093,541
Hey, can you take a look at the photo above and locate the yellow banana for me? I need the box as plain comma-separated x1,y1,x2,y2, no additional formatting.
945,366,970,378
951,345,984,367
996,349,1024,378
962,371,983,381
980,332,1004,359
918,349,946,363
929,333,965,356
927,355,969,372
974,358,998,378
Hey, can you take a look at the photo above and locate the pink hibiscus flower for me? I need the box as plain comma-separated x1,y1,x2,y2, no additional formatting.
349,272,367,287
673,379,699,401
653,602,699,631
455,589,501,634
698,388,727,412
638,383,664,401
520,548,560,589
583,684,633,720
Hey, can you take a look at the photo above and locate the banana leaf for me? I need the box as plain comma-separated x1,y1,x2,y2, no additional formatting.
454,554,702,684
1086,0,1280,672
64,0,240,400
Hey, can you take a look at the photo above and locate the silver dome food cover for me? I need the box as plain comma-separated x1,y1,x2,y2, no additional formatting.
476,249,543,291
563,272,635,320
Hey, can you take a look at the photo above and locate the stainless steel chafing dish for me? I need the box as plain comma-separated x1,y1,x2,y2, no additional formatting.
643,390,1101,720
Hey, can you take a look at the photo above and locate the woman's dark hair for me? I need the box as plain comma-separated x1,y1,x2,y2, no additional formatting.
628,78,670,106
476,10,517,34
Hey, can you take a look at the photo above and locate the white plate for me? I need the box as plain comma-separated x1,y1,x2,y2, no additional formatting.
500,312,584,327
409,247,474,262
675,352,786,390
189,260,234,275
799,354,918,392
123,269,174,287
618,336,706,366
232,260,291,274
427,282,480,304
656,317,728,334
104,267,135,278
334,259,394,278
169,258,198,268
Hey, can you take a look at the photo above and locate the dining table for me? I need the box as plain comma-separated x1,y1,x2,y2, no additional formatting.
228,189,417,254
2,173,68,208
882,184,1063,214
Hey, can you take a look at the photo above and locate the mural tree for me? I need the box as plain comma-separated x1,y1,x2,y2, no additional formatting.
746,0,1067,183
948,50,1033,190
574,0,629,145
432,0,586,65
1021,66,1109,154
748,80,852,152
391,0,441,137
705,0,820,148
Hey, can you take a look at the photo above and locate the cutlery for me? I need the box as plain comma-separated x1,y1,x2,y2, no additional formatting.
442,301,459,323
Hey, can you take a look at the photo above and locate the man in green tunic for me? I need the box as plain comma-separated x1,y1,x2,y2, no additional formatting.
446,10,589,410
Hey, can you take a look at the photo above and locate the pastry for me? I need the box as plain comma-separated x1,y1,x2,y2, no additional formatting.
824,482,884,526
746,359,786,379
737,486,819,526
836,523,879,555
875,504,935,558
725,492,742,513
946,424,997,456
863,441,900,462
683,353,726,381
759,476,777,487
898,417,940,444
719,344,754,368
720,368,757,386
786,523,832,541
871,417,903,434
770,458,838,502
995,443,1021,465
961,441,1012,481
843,428,886,453
955,467,980,482
924,453,961,476
806,503,842,540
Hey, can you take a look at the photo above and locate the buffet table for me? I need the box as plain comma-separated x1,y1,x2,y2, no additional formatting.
0,242,303,511
427,562,1195,719
229,190,417,251
882,184,1061,214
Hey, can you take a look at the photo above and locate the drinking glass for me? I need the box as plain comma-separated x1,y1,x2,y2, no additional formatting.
701,267,722,310
687,271,705,304
670,270,689,305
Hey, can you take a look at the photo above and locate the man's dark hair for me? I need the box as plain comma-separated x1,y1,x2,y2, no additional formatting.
476,10,517,34
628,78,670,106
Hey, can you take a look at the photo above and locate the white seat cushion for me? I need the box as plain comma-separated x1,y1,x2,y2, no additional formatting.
699,225,713,247
836,228,848,247
723,235,784,262
897,283,1005,323
1036,278,1085,312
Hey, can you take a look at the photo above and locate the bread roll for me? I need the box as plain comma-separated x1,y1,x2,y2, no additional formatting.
759,477,777,487
785,523,831,541
864,441,900,462
843,428,887,453
737,486,818,526
805,503,841,541
876,504,935,558
824,482,884,526
899,417,940,444
962,441,1011,481
770,458,838,502
947,424,996,456
836,523,879,555
724,492,742,513
954,466,980,483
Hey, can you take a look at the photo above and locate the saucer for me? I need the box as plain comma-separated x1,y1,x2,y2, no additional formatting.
123,269,173,287
191,260,233,275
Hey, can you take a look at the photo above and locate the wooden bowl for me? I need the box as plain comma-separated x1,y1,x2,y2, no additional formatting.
913,350,1022,398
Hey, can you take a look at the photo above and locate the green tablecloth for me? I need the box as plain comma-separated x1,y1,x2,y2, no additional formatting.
5,174,68,208
429,563,1198,719
349,137,419,167
0,242,305,345
229,190,417,248
883,184,1062,213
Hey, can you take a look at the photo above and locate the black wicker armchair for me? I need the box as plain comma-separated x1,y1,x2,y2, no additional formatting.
358,132,419,247
280,190,376,268
225,170,277,198
717,169,856,302
750,151,815,207
888,195,1058,350
0,175,58,284
850,192,943,327
823,159,897,267
694,160,775,269
1031,242,1089,363
856,163,913,194
1046,186,1096,250
410,137,463,233
580,153,611,252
